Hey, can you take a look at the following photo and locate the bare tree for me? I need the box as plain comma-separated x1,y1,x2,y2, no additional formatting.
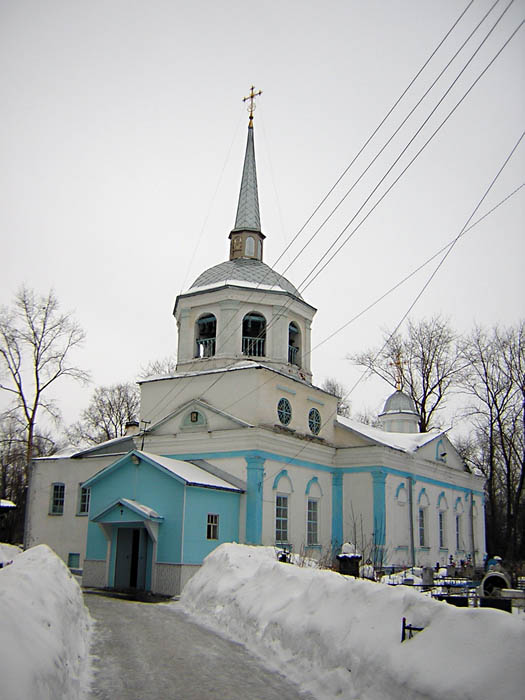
321,377,351,417
0,287,88,473
350,316,465,432
139,355,177,379
0,413,58,542
460,322,525,561
68,382,140,445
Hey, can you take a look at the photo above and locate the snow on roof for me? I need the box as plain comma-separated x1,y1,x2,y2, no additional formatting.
336,415,443,453
119,498,162,520
71,434,136,457
189,279,290,295
137,451,243,491
139,360,313,389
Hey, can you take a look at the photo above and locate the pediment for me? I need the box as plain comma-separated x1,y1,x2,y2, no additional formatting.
147,398,253,436
415,434,465,469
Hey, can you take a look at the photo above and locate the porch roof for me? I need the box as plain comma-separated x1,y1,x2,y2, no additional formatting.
91,497,164,523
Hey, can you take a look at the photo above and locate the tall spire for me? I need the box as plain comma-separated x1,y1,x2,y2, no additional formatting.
233,86,263,233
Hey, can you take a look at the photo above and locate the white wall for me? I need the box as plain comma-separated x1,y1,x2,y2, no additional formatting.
27,454,114,568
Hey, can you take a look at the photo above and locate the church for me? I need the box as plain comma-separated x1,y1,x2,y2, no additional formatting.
26,92,485,596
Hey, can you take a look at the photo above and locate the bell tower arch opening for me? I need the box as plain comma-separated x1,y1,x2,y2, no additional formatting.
288,322,301,366
242,312,266,357
195,313,217,358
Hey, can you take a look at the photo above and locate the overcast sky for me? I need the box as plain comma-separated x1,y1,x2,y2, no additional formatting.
1,0,524,432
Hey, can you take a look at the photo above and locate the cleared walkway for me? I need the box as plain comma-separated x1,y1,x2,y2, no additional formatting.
85,592,313,700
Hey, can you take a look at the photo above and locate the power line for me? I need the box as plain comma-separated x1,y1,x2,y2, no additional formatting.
219,175,524,416
311,183,525,353
257,128,525,479
278,0,503,281
269,0,476,272
140,8,523,430
178,0,481,361
299,13,523,295
297,2,519,294
214,6,522,366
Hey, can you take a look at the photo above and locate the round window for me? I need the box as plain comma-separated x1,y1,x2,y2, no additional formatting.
277,397,292,425
308,408,321,435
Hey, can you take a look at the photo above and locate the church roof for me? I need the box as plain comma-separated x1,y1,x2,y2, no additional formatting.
190,258,303,299
336,415,442,453
232,124,261,232
380,389,418,416
83,449,243,493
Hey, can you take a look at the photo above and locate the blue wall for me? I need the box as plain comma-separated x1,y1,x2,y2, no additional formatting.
87,457,185,563
86,455,240,567
183,487,240,564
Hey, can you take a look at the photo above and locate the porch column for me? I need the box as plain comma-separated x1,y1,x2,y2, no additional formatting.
372,469,386,566
331,471,343,552
245,455,265,544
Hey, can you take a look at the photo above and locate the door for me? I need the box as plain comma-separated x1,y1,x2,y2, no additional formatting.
114,527,149,590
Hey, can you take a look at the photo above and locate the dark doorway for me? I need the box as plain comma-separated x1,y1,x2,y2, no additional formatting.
130,528,140,588
115,527,148,590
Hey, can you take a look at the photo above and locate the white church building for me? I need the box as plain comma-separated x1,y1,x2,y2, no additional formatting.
26,99,485,596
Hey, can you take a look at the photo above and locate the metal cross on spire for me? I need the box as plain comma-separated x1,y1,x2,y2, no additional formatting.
391,350,405,391
243,85,262,127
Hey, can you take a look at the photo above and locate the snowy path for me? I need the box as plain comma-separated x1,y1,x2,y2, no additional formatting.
85,592,314,700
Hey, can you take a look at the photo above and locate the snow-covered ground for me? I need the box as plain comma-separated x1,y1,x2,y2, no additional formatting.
180,543,525,700
0,544,92,700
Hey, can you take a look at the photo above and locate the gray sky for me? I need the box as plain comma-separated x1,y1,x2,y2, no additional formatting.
1,0,524,431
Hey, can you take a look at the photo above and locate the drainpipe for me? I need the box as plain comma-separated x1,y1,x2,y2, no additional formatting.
408,477,415,567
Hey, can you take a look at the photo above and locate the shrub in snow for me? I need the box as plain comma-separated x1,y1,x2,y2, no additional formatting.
0,544,92,700
180,543,525,700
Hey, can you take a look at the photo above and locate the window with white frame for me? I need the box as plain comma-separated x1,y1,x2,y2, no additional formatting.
439,510,446,548
418,507,427,547
50,483,65,515
275,495,288,543
78,486,90,515
307,499,318,545
207,513,219,540
456,514,462,550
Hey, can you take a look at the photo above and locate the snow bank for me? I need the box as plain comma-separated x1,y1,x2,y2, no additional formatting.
180,543,525,700
0,544,92,700
0,541,21,565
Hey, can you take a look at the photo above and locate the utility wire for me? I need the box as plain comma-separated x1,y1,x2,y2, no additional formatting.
215,7,522,366
184,0,480,359
219,178,524,416
258,128,525,479
336,129,525,421
312,183,525,353
279,0,503,280
297,2,519,294
269,0,476,272
213,0,518,367
139,7,521,429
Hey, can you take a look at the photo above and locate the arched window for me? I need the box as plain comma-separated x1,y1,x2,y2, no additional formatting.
455,498,464,551
437,493,448,549
195,313,217,358
417,489,430,548
273,470,293,545
245,236,255,257
288,322,301,366
242,312,266,356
